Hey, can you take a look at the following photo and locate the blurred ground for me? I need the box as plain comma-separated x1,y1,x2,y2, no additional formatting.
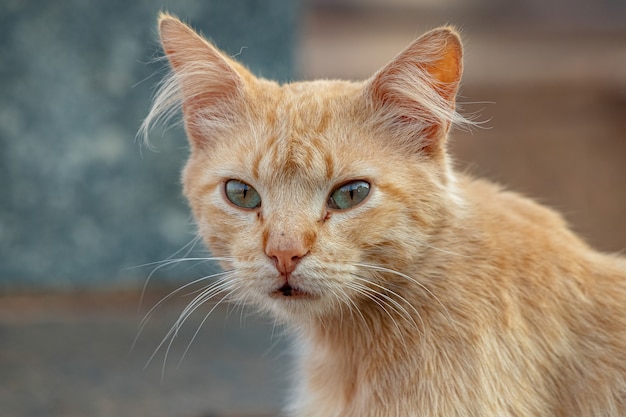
0,291,287,417
2,2,625,417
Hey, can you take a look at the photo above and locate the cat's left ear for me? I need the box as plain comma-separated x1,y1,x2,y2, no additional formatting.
365,27,463,157
155,13,255,148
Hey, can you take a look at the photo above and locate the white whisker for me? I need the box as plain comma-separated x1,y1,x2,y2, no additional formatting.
157,284,232,378
172,277,237,331
132,270,234,351
144,274,237,372
177,292,232,368
341,291,370,332
131,234,202,308
344,282,402,334
351,274,423,335
344,281,412,356
327,290,345,330
355,263,459,335
422,242,469,258
135,254,235,310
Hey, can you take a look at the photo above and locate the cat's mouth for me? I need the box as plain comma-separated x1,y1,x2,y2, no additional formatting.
270,283,315,299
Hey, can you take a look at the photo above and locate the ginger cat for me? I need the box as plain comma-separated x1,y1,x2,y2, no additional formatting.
143,14,626,417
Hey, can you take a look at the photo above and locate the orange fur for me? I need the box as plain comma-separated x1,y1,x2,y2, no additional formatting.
145,13,626,417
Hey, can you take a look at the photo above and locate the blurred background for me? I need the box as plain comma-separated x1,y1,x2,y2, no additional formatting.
0,0,624,416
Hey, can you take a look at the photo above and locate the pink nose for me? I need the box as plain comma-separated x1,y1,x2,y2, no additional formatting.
266,244,308,275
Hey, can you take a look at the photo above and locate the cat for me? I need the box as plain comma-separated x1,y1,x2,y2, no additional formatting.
142,13,626,417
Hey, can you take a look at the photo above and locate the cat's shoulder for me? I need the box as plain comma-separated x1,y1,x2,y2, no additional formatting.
456,174,626,295
458,174,571,234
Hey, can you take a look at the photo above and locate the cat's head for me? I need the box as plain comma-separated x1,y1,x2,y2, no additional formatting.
143,14,467,323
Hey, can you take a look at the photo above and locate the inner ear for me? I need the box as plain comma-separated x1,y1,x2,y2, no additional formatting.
422,31,463,101
365,27,463,157
155,13,252,148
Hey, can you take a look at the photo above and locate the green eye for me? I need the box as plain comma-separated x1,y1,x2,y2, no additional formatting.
328,180,370,210
225,180,261,209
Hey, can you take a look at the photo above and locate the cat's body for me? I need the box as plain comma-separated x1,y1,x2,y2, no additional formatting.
144,14,626,417
289,175,626,417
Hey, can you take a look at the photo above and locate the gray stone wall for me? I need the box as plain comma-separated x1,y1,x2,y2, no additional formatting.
0,0,301,290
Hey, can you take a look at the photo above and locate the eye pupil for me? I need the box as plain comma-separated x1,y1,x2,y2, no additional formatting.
225,180,261,209
328,180,370,210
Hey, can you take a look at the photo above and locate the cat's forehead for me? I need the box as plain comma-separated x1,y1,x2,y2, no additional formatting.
203,79,385,198
270,79,363,130
239,80,372,185
281,79,363,98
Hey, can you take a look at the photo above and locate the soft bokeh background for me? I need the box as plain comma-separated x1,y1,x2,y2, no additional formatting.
1,1,625,416
0,0,301,290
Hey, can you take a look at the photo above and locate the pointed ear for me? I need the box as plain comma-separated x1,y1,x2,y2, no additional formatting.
365,27,463,157
155,13,254,148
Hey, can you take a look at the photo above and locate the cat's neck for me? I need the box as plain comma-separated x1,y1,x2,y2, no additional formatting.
291,275,474,417
297,255,470,362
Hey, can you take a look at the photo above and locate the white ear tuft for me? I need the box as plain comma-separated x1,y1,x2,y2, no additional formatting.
140,14,252,149
365,27,469,157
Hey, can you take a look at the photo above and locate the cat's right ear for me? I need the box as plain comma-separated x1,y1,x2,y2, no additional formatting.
149,13,253,148
364,27,465,158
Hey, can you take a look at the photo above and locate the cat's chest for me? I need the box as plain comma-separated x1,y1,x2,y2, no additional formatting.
290,341,403,417
288,336,489,417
